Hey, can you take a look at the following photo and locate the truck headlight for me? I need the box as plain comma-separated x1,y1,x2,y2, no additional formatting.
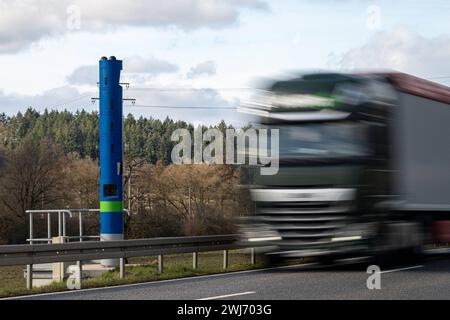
331,223,375,242
241,224,282,242
331,235,362,242
248,236,283,242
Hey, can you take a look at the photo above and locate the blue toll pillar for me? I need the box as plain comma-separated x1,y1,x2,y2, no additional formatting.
99,56,124,267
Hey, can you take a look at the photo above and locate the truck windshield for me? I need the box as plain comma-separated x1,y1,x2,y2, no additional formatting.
272,122,370,158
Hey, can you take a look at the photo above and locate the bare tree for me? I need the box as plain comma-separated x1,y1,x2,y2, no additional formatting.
0,138,68,243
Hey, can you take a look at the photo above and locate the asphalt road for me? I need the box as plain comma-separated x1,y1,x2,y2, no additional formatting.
9,256,450,300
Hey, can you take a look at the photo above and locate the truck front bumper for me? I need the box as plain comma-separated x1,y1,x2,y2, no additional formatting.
265,242,369,259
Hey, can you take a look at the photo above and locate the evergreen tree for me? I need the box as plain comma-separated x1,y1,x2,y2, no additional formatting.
1,109,238,164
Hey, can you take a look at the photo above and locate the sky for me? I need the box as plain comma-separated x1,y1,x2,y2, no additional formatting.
0,0,450,126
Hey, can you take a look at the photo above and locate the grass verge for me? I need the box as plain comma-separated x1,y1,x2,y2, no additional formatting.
0,250,278,299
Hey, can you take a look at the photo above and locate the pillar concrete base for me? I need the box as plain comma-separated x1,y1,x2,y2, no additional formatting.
100,233,123,267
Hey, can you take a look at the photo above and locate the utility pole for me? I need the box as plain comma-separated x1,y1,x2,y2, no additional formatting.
188,185,192,235
188,185,191,219
128,175,131,212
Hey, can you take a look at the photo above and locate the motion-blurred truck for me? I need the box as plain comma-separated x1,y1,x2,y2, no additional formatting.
240,72,450,264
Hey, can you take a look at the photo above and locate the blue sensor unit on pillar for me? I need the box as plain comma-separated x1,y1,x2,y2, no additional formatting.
99,56,124,261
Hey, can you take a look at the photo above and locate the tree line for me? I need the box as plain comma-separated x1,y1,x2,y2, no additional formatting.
0,109,251,244
0,108,231,163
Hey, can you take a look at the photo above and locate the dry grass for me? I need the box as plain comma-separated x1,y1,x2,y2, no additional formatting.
0,249,271,298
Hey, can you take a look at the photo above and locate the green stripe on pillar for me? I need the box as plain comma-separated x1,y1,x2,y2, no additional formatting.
100,201,123,212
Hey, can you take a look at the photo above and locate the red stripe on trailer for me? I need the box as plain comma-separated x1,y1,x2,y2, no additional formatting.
383,72,450,105
433,221,450,243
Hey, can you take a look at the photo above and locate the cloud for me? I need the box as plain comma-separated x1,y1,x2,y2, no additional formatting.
126,86,242,126
187,60,217,79
66,56,180,85
126,56,179,74
329,26,450,78
66,65,98,86
0,0,268,53
0,86,96,114
0,1,64,53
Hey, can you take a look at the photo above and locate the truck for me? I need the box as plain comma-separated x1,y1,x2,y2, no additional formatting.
239,71,450,264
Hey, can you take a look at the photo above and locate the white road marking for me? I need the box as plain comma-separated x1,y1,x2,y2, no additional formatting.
198,291,256,300
1,263,316,300
3,262,426,300
380,265,424,274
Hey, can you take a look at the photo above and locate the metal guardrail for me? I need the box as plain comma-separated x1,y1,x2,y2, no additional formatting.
0,235,242,266
0,234,257,289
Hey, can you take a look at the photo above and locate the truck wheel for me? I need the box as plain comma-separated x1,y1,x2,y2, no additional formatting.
265,254,283,266
317,255,336,265
372,223,395,267
403,223,425,263
402,245,424,264
373,221,425,266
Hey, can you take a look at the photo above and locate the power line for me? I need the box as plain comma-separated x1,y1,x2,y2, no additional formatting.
46,91,96,109
124,104,237,110
36,74,450,111
425,76,450,80
28,106,238,112
127,87,262,92
91,83,136,107
429,78,450,83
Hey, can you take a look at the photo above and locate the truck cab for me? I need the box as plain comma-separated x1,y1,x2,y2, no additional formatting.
240,72,445,264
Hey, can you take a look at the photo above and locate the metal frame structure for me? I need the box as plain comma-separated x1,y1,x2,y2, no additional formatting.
25,208,130,289
26,209,131,244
